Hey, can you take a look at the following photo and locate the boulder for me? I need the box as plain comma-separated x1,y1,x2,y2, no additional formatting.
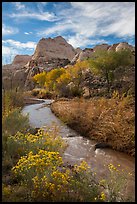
95,142,112,150
83,86,90,98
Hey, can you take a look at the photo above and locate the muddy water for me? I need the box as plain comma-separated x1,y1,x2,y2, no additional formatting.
22,99,135,200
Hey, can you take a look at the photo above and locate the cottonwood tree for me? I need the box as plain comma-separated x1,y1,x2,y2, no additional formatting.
88,49,132,93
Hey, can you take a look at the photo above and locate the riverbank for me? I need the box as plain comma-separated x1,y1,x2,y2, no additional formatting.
51,97,135,157
24,97,45,105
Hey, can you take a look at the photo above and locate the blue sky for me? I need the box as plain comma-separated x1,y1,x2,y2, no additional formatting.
2,2,135,65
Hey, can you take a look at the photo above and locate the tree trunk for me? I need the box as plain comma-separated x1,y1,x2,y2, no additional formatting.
106,70,110,93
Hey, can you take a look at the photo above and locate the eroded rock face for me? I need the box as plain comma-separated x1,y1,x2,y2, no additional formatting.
108,43,119,51
116,42,135,52
75,47,82,54
32,36,76,64
12,55,32,67
25,66,41,90
93,44,110,52
13,69,28,88
71,48,94,64
78,48,94,61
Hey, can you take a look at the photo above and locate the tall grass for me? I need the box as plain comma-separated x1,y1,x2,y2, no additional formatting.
2,90,30,168
51,93,135,156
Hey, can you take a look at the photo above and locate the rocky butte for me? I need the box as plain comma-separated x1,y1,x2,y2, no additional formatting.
2,36,135,90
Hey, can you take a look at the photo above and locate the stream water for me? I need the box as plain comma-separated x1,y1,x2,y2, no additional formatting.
22,99,135,201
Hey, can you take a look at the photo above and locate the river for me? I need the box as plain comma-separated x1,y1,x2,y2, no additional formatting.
22,99,135,201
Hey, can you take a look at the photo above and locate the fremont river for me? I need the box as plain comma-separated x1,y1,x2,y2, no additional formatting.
22,99,135,201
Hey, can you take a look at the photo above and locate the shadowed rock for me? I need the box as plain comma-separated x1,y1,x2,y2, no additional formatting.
94,142,112,150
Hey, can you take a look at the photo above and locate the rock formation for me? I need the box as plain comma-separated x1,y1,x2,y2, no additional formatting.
32,36,76,67
70,48,94,64
93,43,110,52
115,42,135,52
108,43,119,51
75,47,82,54
2,36,135,91
25,66,41,90
12,55,32,67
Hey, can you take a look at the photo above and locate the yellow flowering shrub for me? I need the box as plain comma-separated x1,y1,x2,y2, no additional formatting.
7,127,67,158
12,150,69,201
12,153,100,202
12,150,63,178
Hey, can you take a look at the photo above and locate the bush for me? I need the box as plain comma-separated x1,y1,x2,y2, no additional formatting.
2,108,30,168
12,151,130,202
2,90,30,168
99,163,133,202
2,90,25,114
2,108,29,137
31,89,53,99
7,126,67,159
12,152,100,202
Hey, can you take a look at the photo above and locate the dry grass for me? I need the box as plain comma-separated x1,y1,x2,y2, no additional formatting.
51,96,135,156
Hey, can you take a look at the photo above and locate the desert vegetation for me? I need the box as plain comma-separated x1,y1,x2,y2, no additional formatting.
33,49,134,99
2,89,134,202
51,91,135,156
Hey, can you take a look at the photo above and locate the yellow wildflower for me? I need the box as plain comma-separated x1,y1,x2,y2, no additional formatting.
100,192,106,201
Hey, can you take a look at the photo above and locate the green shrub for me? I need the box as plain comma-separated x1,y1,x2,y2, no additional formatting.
7,126,67,159
2,90,25,114
2,108,29,136
2,108,30,164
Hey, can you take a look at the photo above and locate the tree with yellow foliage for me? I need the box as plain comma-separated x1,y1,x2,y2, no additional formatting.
33,71,47,87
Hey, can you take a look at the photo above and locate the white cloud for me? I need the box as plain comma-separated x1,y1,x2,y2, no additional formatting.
9,10,58,21
24,31,33,35
37,2,48,12
2,39,36,64
37,2,135,47
2,45,20,65
38,22,75,36
2,45,16,55
67,34,108,48
3,39,36,49
2,24,19,36
10,2,58,22
14,2,25,10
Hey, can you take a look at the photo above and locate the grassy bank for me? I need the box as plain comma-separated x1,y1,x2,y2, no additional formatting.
51,95,135,157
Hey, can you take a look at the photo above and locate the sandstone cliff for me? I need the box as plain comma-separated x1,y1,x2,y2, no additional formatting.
32,36,76,64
